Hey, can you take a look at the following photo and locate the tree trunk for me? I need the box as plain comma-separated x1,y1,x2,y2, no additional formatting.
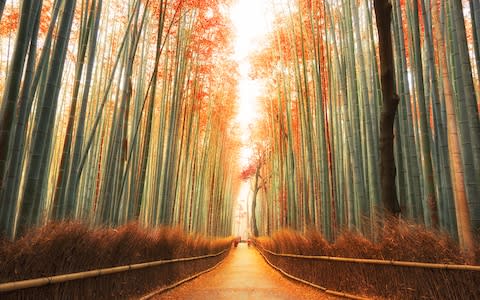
373,0,401,216
251,194,259,237
251,167,260,237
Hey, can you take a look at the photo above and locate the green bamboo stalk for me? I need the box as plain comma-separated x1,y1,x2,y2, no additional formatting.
352,0,379,226
52,0,99,220
70,0,141,208
17,0,77,236
0,0,36,194
134,0,168,219
449,0,480,232
0,0,42,237
420,0,453,231
406,0,438,227
392,0,424,220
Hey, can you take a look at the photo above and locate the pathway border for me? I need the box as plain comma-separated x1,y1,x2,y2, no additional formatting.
255,245,369,300
0,248,230,294
139,254,229,299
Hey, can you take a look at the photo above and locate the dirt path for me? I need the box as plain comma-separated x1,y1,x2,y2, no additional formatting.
150,243,338,299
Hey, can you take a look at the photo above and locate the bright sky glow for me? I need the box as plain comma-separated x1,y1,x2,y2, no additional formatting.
229,0,281,237
229,0,276,168
232,181,250,238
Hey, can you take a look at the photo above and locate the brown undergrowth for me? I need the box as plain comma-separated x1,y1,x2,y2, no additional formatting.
0,222,232,299
255,220,480,299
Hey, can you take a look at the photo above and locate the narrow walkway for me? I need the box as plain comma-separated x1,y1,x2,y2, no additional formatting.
152,243,337,299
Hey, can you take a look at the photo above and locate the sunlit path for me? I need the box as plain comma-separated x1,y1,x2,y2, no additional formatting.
151,243,337,300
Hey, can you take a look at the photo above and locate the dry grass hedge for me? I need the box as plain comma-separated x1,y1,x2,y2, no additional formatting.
255,220,480,299
0,222,232,299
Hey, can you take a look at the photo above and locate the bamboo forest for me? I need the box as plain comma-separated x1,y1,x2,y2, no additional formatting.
0,0,479,299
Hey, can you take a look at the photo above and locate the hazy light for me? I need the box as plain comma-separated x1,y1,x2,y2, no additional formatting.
229,0,279,237
232,182,251,238
229,0,275,167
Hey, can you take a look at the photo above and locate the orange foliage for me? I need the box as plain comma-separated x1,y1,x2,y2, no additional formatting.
39,1,54,34
0,5,19,36
0,1,68,36
240,163,256,180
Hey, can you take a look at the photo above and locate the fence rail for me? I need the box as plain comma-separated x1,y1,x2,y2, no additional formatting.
139,256,226,300
255,244,368,300
0,248,229,293
257,244,480,271
255,241,479,299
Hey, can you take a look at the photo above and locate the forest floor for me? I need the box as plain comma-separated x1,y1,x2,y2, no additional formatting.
148,242,337,300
